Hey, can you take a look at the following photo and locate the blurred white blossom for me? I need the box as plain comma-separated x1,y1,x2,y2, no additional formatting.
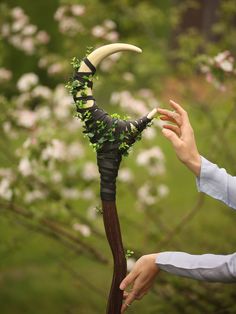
54,6,67,21
123,72,134,82
1,7,50,55
18,157,32,176
103,19,116,30
214,51,234,72
17,73,39,92
61,188,80,199
41,139,66,161
0,178,13,200
127,258,136,272
118,168,134,182
82,162,99,181
91,25,106,38
48,63,63,76
53,85,71,119
67,142,84,160
35,31,50,44
32,85,51,99
73,223,91,237
104,31,119,42
17,109,37,128
25,190,46,203
81,188,95,200
0,68,12,82
157,184,169,198
51,171,62,183
137,183,157,205
86,205,98,220
22,24,37,36
110,91,148,116
142,127,157,140
136,147,165,175
71,4,86,16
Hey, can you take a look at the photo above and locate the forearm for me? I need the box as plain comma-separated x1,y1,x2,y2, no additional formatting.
156,251,236,283
196,156,236,210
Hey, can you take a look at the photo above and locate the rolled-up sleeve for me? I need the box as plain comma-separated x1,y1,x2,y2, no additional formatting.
156,252,236,282
196,156,236,210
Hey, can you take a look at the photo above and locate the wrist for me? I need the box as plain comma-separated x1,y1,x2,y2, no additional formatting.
184,153,201,176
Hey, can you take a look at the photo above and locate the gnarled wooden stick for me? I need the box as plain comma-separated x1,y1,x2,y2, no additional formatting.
70,43,157,313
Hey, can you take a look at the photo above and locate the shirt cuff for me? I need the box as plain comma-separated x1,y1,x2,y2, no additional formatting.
196,156,218,193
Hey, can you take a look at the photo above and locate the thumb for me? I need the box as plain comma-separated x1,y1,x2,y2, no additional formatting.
162,128,182,148
119,271,138,290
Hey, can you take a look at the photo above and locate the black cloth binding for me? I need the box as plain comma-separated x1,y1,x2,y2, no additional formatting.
73,59,151,201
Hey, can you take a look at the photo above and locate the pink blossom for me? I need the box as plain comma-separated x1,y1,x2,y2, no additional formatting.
127,258,136,272
86,205,97,220
36,107,51,120
21,37,35,55
136,147,165,176
53,85,71,119
206,72,213,83
67,142,84,159
36,31,50,44
0,68,12,82
100,58,114,72
18,157,33,176
54,6,67,21
157,184,169,198
219,60,233,72
9,34,22,48
17,110,37,128
12,19,27,32
51,171,62,183
80,188,95,200
137,183,156,205
41,139,66,161
32,85,52,99
17,73,39,92
25,190,45,203
123,72,134,82
82,162,99,181
104,31,119,42
142,127,156,140
62,188,80,199
48,63,63,75
71,4,86,16
214,51,234,72
1,24,11,37
11,7,25,19
59,17,83,35
73,223,91,237
103,19,116,30
22,24,37,36
0,178,13,200
91,25,106,38
118,168,134,182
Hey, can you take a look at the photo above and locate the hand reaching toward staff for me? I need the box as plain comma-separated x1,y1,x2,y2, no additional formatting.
157,100,201,176
119,254,159,313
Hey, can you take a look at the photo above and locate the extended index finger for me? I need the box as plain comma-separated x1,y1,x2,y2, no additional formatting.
169,100,192,130
169,100,186,115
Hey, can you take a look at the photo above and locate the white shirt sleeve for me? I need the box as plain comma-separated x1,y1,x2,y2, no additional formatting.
156,252,236,282
196,156,236,210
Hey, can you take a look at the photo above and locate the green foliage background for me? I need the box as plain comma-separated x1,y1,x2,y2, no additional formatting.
0,0,236,313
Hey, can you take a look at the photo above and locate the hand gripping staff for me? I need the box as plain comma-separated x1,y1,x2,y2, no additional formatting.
69,43,157,313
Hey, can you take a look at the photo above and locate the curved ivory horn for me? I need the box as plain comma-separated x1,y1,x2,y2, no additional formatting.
76,43,142,107
79,43,142,71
